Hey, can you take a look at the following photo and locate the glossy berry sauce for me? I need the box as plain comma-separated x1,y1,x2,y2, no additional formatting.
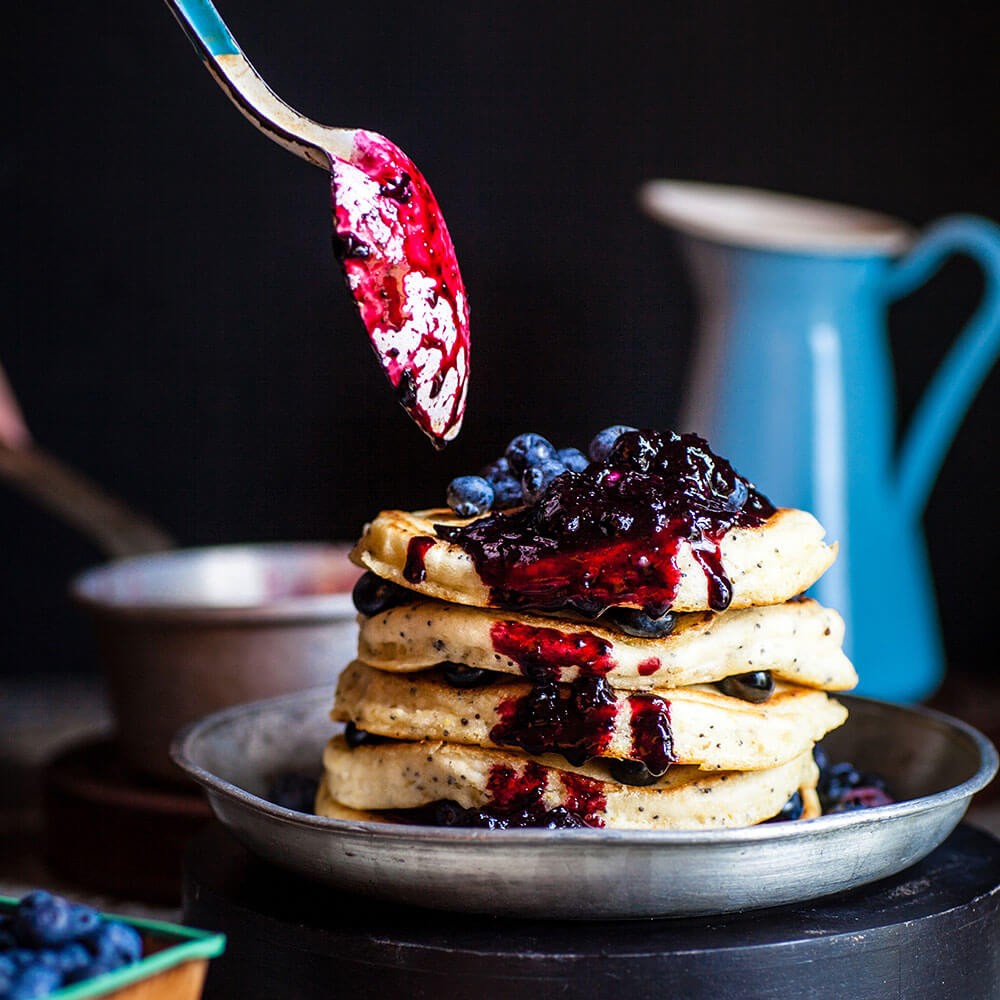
403,535,435,584
628,695,674,776
490,620,615,681
437,430,774,615
383,761,607,828
329,130,470,446
637,657,662,677
490,676,676,776
490,676,618,766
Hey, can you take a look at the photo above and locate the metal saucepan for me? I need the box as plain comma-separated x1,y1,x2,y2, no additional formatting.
1,442,361,782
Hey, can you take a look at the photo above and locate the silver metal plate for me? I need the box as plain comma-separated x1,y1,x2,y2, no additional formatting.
172,687,997,919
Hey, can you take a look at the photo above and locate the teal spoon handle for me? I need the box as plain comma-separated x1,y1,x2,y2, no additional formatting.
162,0,355,166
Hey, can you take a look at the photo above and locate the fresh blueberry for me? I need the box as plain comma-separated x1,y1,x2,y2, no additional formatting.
2,951,34,970
505,433,556,476
441,663,495,688
12,894,74,947
344,722,389,748
432,800,467,826
7,963,63,999
817,759,891,812
490,474,524,510
587,425,636,463
556,447,589,473
818,761,863,805
55,942,90,977
267,773,319,813
479,457,512,483
67,906,100,939
542,806,588,829
568,596,611,619
85,921,142,966
351,571,410,616
726,478,749,510
764,791,804,823
602,607,676,638
28,950,61,972
17,892,53,911
446,475,494,517
606,429,662,471
608,759,666,786
718,670,774,703
521,459,566,503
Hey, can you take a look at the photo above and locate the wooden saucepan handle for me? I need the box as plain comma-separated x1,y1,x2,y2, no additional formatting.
0,444,174,559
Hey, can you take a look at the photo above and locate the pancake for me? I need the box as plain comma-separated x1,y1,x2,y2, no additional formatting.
334,661,847,772
314,787,379,822
314,782,822,825
357,596,856,691
351,506,837,614
317,737,820,830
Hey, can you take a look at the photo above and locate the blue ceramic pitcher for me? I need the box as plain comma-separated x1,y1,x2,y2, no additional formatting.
640,181,1000,703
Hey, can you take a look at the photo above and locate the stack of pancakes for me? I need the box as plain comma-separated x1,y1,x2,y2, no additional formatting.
315,501,856,830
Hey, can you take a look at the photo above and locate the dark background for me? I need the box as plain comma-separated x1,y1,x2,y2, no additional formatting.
2,3,997,684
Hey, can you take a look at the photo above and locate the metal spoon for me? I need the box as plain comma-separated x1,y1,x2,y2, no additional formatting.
162,0,470,445
163,0,354,167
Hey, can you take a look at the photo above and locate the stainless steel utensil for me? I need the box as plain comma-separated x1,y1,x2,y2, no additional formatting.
163,0,355,168
161,0,471,445
172,688,998,920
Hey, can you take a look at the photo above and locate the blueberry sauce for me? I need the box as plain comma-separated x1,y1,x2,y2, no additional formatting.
385,799,591,829
637,657,662,677
487,673,676,777
382,761,606,828
830,786,894,811
403,535,435,584
490,676,618,766
332,232,371,261
627,695,675,777
490,620,615,682
437,430,774,615
557,770,608,827
329,130,470,446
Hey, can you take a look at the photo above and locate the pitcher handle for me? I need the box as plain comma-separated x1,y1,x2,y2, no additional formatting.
883,215,1000,519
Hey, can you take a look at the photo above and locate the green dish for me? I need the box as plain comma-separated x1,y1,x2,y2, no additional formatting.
1,896,225,999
